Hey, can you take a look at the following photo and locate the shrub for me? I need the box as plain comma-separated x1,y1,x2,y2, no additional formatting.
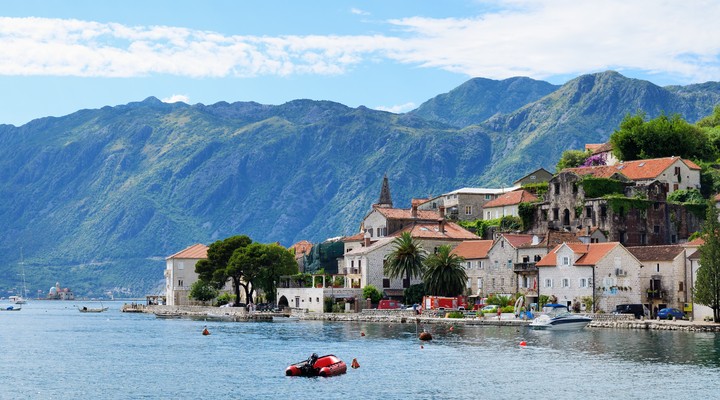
446,311,464,318
362,285,383,303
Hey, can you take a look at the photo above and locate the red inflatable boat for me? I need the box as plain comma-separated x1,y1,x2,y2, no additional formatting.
286,353,347,377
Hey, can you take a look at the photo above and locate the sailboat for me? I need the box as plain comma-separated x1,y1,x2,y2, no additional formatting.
12,249,28,304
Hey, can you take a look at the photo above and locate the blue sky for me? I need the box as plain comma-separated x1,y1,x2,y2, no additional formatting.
0,0,719,126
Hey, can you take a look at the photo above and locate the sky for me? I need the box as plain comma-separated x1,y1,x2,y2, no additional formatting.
0,0,719,126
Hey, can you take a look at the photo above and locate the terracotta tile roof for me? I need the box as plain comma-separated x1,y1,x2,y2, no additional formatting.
536,242,620,266
542,231,584,247
626,245,685,261
374,206,442,221
565,165,627,179
394,221,479,240
166,243,208,260
451,240,494,259
483,189,538,208
566,156,699,181
500,234,536,249
591,142,613,154
688,248,701,260
343,232,365,242
685,238,704,246
585,143,604,152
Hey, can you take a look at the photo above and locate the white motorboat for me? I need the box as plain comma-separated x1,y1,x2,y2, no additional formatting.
529,304,592,330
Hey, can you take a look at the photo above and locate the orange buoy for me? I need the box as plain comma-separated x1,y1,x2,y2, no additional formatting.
449,326,454,331
420,345,424,349
351,358,360,369
419,331,432,341
519,341,527,347
361,332,365,337
202,326,210,336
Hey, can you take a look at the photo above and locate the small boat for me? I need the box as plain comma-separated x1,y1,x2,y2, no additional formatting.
78,304,109,313
272,315,299,322
1,305,21,311
285,353,347,377
529,304,592,330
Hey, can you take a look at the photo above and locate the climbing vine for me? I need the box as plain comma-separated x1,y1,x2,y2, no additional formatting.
581,177,625,198
604,194,652,216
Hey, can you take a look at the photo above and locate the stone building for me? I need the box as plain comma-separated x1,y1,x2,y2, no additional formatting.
626,245,689,313
531,170,702,246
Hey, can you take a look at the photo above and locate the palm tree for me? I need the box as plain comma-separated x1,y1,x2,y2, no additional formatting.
384,232,426,286
423,245,467,297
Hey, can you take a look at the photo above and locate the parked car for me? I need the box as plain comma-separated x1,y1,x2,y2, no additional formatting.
657,307,685,320
613,304,650,319
481,305,499,313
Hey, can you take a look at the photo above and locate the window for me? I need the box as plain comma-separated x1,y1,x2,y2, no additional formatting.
479,261,484,269
309,297,312,302
562,278,569,288
656,263,660,273
654,225,660,234
586,206,592,218
376,227,381,237
358,260,362,269
178,279,184,287
492,278,496,288
494,260,499,270
600,205,607,217
507,259,512,268
674,166,681,175
654,202,660,210
486,211,491,219
383,278,390,288
465,205,472,215
545,278,553,288
466,278,472,289
501,240,504,248
316,298,320,303
641,233,647,245
679,281,684,292
554,183,560,194
579,278,587,288
477,278,483,289
553,208,559,220
501,278,505,286
562,256,570,266
671,234,677,243
403,278,409,288
466,261,472,269
485,194,492,200
351,260,354,268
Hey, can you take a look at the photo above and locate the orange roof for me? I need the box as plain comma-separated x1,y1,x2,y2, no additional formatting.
585,143,604,152
343,232,365,242
566,157,699,181
483,189,538,208
451,240,493,259
500,234,536,248
374,206,442,221
536,242,620,267
685,237,704,247
166,243,208,260
394,221,479,240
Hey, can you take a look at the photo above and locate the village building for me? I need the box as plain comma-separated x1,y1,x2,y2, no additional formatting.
482,189,538,220
165,243,210,306
417,187,513,221
626,245,689,314
585,143,619,166
530,169,702,246
290,240,313,272
536,242,643,313
513,167,553,186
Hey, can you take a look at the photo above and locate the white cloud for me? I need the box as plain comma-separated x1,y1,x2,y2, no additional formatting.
0,2,719,84
161,94,190,103
374,102,416,114
350,8,370,16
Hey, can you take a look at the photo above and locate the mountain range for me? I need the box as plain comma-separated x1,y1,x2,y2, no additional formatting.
2,70,720,297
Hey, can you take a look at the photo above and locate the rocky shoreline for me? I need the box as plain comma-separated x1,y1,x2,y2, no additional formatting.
123,304,720,332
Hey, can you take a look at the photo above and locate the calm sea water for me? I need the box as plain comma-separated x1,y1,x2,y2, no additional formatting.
2,301,719,399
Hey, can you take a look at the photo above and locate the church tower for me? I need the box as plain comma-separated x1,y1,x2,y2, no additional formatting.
375,174,393,208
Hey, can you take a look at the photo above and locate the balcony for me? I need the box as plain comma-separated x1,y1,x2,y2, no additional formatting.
646,289,666,300
513,262,538,273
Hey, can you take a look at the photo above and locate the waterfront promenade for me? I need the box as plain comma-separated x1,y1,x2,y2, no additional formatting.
123,303,720,332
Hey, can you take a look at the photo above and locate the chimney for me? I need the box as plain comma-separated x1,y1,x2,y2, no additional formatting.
439,219,446,233
411,204,418,218
439,206,445,218
364,231,371,247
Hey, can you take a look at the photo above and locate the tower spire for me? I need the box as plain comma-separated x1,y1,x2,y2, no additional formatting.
375,174,393,208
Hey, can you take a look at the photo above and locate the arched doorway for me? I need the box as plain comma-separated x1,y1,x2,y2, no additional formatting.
278,295,289,308
563,208,570,226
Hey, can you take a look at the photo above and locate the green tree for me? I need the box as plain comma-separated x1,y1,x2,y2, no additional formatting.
227,242,266,304
189,280,218,303
422,245,467,297
195,235,253,306
404,283,425,305
384,232,426,286
694,203,720,322
362,285,382,303
610,112,716,161
556,149,589,171
257,243,299,303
